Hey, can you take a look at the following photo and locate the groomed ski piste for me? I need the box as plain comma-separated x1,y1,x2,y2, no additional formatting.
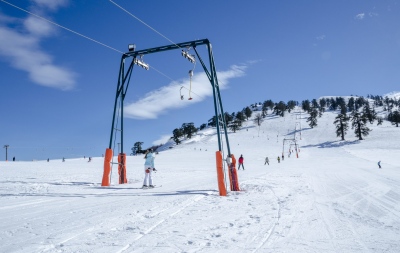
1,99,400,253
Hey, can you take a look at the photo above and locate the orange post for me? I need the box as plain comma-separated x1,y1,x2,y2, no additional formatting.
118,153,127,184
101,148,113,186
230,154,240,191
215,151,227,196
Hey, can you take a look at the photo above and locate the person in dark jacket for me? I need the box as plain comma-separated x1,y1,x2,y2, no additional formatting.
238,155,245,170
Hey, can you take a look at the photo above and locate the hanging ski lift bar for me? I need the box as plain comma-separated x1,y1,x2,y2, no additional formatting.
181,50,196,63
134,58,149,70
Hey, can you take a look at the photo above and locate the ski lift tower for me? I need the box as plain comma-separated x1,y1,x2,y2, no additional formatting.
101,39,239,196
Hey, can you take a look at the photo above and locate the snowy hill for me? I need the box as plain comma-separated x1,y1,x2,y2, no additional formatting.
1,105,400,252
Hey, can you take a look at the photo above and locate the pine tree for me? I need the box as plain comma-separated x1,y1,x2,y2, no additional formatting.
131,141,144,155
244,106,252,120
351,111,371,140
172,128,183,145
208,116,217,127
307,108,318,128
362,103,376,124
224,112,233,126
287,100,297,113
236,111,246,122
229,119,242,133
333,113,349,140
388,110,400,127
347,97,355,112
302,99,311,112
181,123,197,139
274,101,287,117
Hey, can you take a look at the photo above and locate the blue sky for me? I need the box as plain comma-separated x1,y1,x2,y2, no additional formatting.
1,0,399,161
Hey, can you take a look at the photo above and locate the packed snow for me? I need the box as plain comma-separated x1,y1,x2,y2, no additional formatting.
1,106,399,253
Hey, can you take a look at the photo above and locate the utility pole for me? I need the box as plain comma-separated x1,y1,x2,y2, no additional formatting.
3,145,9,161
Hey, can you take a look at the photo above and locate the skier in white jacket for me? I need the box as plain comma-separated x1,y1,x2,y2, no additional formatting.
143,149,155,188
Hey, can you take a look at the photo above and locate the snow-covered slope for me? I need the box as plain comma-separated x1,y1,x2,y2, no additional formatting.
1,106,399,253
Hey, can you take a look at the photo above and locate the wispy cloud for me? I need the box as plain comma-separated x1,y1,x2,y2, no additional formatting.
368,12,379,17
152,134,172,146
124,64,247,120
0,0,76,90
355,11,379,20
355,13,365,20
316,35,326,40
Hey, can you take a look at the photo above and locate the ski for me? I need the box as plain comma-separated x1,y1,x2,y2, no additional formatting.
142,185,162,190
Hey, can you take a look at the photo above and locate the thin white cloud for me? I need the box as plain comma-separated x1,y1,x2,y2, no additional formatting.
152,134,172,146
316,35,326,40
368,12,379,17
355,13,365,20
124,64,247,120
32,0,68,11
0,0,76,90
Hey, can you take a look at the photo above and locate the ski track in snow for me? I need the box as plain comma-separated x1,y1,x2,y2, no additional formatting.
1,106,400,252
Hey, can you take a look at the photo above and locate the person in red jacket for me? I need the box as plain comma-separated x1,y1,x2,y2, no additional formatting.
238,155,245,170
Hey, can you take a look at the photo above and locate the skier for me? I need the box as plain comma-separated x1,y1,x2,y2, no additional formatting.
378,161,381,169
143,149,155,188
282,154,284,161
238,155,245,170
277,156,280,163
264,157,269,165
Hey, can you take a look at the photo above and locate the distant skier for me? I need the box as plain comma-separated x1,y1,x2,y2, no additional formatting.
378,161,381,169
62,157,65,162
47,158,49,162
143,149,155,188
264,157,269,165
277,156,280,163
238,155,245,170
13,156,15,162
282,155,284,161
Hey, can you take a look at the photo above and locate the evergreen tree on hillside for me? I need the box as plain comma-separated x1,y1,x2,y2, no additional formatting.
347,97,355,112
172,128,183,145
181,123,197,139
355,97,365,110
274,101,287,117
208,116,217,127
377,117,383,126
132,142,144,155
302,99,311,112
363,103,376,124
229,118,242,133
336,97,346,109
224,112,233,126
287,100,297,113
319,98,327,112
311,99,319,109
339,101,347,115
333,113,349,140
244,106,252,120
351,111,371,140
388,110,400,127
199,123,207,130
329,98,338,111
265,99,275,111
236,111,246,122
307,108,318,128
